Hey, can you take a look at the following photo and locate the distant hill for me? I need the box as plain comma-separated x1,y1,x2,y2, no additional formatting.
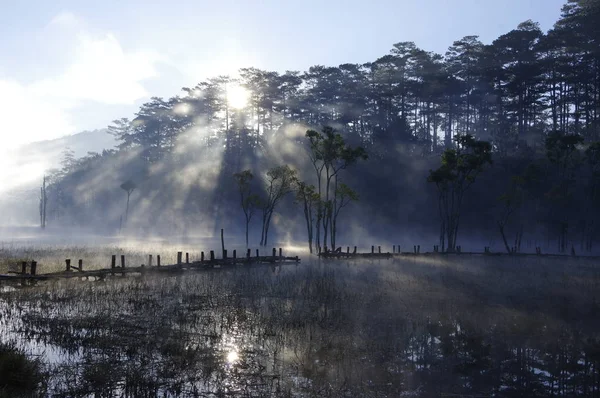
20,129,116,168
0,129,116,226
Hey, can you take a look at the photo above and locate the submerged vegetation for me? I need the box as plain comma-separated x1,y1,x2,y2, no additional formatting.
1,246,600,396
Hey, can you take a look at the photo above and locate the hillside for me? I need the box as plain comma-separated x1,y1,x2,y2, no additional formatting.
0,129,116,226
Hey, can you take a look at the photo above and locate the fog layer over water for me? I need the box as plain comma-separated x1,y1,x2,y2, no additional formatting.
1,249,599,397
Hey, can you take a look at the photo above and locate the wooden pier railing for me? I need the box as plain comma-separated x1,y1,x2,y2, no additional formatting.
0,247,300,283
318,245,600,260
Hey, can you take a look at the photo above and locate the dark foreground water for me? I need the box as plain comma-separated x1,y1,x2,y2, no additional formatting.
1,255,600,397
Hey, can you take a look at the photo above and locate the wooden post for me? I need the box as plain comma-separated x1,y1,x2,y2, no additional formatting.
201,252,204,262
223,249,228,259
398,245,401,253
78,259,83,272
256,249,259,258
210,250,214,261
148,255,153,267
157,255,161,267
347,246,350,254
353,246,357,254
65,259,71,272
272,248,276,259
185,252,189,264
393,245,395,253
30,261,37,276
247,249,251,260
111,255,116,269
233,250,237,263
378,246,381,254
177,252,182,265
279,248,282,258
417,245,420,254
21,261,27,275
121,255,125,268
371,246,374,254
221,229,225,257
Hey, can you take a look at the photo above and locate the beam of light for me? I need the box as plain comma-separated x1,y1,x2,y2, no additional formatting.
226,84,249,109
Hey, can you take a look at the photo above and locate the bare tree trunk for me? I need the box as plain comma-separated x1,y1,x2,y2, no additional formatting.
440,220,445,252
499,222,511,254
322,205,330,252
245,217,250,248
125,192,131,224
303,204,313,254
39,176,47,229
260,212,267,246
517,224,523,252
264,212,273,247
315,212,322,253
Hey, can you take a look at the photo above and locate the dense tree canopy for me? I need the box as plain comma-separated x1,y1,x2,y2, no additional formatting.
43,0,600,252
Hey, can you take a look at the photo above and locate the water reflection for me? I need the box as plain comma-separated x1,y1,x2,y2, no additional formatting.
226,350,238,364
0,256,599,396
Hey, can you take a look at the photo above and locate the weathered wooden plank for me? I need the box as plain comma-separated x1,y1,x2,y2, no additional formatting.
0,255,302,282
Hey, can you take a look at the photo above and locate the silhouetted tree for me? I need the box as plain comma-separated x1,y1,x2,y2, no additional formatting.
294,181,320,253
428,135,492,251
42,0,600,252
545,132,584,252
120,180,137,226
305,126,367,252
233,170,261,248
259,165,296,247
330,182,359,250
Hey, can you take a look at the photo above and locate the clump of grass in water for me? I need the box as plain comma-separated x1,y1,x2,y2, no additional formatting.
0,342,46,397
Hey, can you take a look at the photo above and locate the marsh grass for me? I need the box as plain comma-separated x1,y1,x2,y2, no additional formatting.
0,250,600,396
0,342,46,397
0,242,227,274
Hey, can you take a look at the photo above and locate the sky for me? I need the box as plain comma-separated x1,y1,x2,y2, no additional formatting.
0,0,567,150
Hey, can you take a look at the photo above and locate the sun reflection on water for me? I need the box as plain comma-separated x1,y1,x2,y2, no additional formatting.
226,350,239,364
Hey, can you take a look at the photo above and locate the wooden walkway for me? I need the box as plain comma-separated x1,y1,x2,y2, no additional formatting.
0,248,301,283
318,244,600,260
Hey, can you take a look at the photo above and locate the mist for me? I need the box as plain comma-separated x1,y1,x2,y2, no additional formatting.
1,3,598,256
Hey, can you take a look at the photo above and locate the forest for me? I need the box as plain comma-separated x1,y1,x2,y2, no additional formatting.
41,0,600,254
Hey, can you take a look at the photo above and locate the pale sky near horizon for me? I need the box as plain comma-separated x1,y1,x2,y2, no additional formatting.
0,0,566,149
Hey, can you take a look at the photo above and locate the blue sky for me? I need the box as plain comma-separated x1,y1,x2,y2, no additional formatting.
0,0,566,148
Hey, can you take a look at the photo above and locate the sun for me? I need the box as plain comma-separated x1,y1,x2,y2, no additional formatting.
226,84,249,109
